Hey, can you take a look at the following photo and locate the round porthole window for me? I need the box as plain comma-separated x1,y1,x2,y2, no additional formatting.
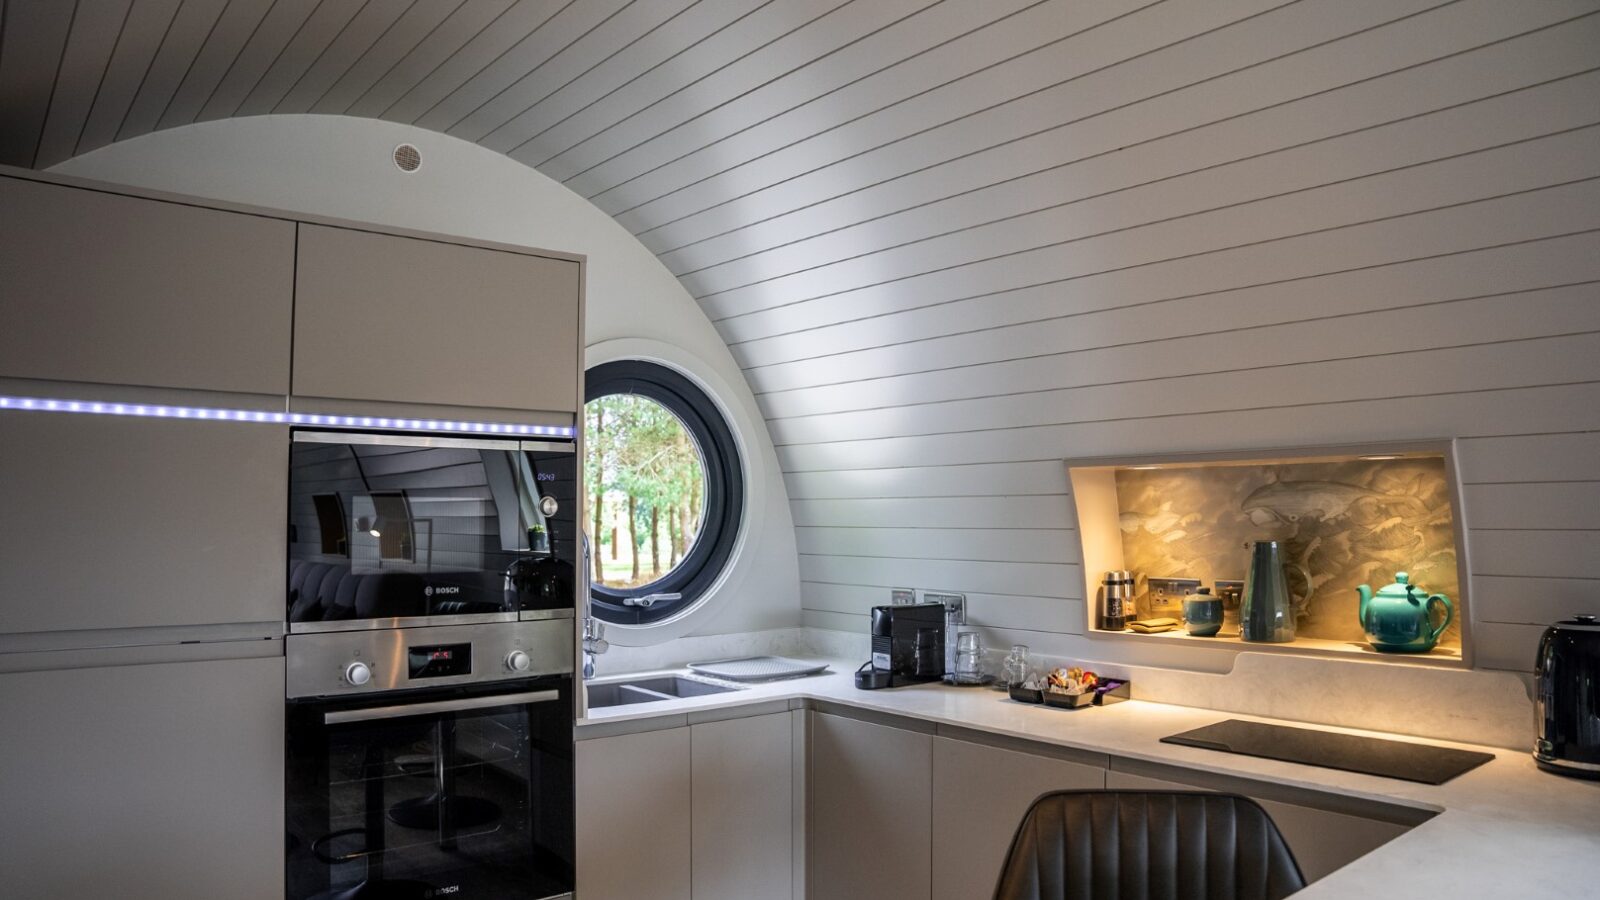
583,360,743,625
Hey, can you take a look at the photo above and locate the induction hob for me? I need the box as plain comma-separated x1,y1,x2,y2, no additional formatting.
1161,719,1495,785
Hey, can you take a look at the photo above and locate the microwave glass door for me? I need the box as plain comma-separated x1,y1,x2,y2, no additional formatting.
288,435,576,629
285,678,574,900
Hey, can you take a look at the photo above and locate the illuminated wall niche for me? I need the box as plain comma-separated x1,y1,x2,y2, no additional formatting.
1066,442,1470,667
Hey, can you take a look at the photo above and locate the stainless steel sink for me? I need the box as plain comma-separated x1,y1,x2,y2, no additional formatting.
586,675,743,709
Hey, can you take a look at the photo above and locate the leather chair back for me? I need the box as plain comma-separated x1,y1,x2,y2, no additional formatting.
993,791,1306,900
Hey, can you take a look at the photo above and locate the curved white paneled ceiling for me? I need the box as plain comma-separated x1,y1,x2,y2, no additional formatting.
4,0,1599,671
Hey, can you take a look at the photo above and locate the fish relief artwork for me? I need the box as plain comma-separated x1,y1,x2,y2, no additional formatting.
1113,458,1460,649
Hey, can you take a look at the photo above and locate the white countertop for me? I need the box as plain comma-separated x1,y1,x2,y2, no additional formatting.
579,658,1600,899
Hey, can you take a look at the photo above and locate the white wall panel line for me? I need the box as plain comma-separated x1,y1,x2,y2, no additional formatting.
686,118,1600,303
743,232,1600,390
593,0,1200,212
768,331,1600,448
715,177,1600,341
36,0,134,168
630,1,1592,242
776,382,1600,472
753,282,1600,420
263,1,417,116
306,1,461,115
338,0,515,117
612,0,1420,226
76,0,186,156
517,0,859,168
707,159,1600,325
410,0,636,131
372,0,573,122
549,0,943,182
437,0,695,140
654,15,1600,264
475,0,777,152
665,64,1600,277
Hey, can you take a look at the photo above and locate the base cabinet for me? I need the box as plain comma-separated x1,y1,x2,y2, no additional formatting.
0,657,285,900
807,712,933,900
931,737,1107,900
576,726,693,900
577,711,796,900
692,712,796,900
1104,769,1412,883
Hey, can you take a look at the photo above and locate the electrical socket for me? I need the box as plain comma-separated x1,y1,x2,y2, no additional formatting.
890,587,916,606
924,590,966,624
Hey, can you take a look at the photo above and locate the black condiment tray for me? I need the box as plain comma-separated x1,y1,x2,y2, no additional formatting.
1008,678,1131,708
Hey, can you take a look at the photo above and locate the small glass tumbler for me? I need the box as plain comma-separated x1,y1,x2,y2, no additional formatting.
953,631,984,683
1000,644,1032,687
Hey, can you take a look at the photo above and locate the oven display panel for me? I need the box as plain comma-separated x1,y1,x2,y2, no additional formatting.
407,643,472,679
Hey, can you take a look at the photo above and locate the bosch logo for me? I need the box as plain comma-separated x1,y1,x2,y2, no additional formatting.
423,586,460,598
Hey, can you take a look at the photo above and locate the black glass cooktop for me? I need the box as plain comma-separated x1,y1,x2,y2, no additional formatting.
1161,719,1495,785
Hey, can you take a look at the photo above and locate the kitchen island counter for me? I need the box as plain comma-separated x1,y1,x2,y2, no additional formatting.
579,659,1599,898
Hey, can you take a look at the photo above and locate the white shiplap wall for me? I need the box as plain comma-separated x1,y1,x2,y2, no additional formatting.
5,0,1598,672
642,0,1600,674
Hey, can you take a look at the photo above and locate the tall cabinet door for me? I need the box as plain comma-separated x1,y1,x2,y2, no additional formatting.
931,737,1107,900
691,712,794,900
807,711,932,900
0,412,288,635
576,726,693,900
0,175,294,395
292,224,580,414
0,656,285,900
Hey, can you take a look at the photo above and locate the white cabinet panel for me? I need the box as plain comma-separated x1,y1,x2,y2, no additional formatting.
292,224,580,414
576,726,693,900
931,737,1106,900
691,712,794,900
0,175,294,395
1105,769,1411,883
806,711,931,900
0,656,285,900
0,412,287,634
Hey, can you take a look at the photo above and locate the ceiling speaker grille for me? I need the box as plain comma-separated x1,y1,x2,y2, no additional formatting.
392,144,422,173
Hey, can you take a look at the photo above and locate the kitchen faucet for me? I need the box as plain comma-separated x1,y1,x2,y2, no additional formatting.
580,532,608,678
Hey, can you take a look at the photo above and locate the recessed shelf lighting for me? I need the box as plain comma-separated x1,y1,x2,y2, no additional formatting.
1360,455,1401,461
0,394,574,437
1126,465,1163,470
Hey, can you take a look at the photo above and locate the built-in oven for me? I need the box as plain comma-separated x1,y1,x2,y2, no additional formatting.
286,621,574,900
287,432,578,631
285,429,578,900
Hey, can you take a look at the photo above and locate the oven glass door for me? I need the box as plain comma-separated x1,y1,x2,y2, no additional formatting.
286,677,574,900
288,434,577,630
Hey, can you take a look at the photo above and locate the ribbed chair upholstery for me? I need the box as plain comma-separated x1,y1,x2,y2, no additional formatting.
992,791,1307,900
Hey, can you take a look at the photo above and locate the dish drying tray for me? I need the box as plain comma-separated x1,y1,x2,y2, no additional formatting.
687,656,830,682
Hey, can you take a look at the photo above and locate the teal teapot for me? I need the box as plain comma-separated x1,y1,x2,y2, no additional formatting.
1356,572,1453,653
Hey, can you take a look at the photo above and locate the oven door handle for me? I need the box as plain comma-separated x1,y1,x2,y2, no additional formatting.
323,689,560,725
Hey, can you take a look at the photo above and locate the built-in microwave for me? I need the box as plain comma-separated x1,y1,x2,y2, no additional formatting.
287,432,578,631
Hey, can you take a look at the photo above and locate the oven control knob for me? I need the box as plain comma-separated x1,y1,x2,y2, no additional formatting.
505,650,532,673
539,495,560,517
344,661,373,687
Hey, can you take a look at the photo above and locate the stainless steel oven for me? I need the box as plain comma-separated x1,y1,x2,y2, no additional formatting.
285,430,577,900
287,432,578,631
285,621,574,900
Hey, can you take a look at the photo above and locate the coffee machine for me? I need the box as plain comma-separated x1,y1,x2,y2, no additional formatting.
856,602,946,689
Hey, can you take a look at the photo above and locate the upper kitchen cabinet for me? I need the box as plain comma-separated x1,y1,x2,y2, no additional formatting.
0,411,288,635
0,175,294,397
291,224,581,417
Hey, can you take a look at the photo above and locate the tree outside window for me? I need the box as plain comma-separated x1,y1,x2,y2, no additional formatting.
584,394,707,589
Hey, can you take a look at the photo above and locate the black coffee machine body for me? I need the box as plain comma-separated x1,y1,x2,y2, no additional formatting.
859,602,946,689
1534,613,1600,779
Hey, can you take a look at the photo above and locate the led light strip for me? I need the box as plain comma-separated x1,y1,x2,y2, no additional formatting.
0,395,574,437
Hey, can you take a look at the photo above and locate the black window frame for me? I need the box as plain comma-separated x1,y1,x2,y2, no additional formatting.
584,360,744,625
